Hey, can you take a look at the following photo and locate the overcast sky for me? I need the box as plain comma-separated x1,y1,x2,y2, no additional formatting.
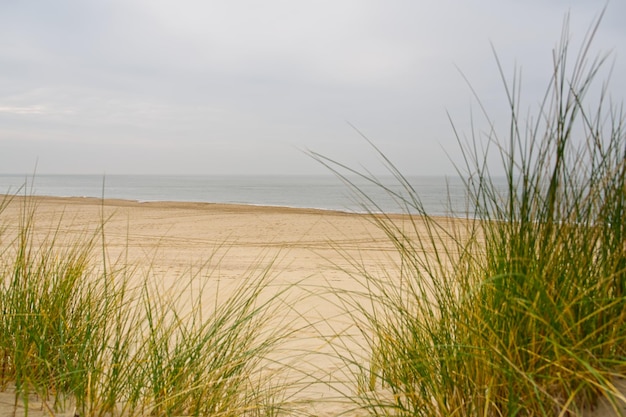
1,1,624,176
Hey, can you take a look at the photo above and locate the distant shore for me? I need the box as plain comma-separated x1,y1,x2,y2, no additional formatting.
0,173,472,216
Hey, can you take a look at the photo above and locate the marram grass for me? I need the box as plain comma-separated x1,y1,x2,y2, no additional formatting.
314,13,626,417
0,195,296,417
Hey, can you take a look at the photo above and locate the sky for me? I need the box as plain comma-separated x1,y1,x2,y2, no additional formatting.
1,1,625,176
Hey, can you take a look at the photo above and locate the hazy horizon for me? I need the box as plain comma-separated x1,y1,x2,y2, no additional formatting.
1,1,625,177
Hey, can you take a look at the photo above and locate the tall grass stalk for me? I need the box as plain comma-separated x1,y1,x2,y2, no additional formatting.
136,262,291,417
314,12,626,416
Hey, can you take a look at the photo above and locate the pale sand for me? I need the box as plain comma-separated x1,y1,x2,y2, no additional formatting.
0,196,624,416
0,195,413,416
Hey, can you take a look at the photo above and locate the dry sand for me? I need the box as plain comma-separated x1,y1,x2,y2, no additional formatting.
0,195,415,416
0,196,624,416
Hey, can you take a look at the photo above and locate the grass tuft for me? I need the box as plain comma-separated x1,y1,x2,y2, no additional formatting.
0,195,294,416
313,11,626,417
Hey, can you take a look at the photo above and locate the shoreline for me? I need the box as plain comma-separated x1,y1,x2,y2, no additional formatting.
1,193,362,215
0,173,471,217
1,193,444,221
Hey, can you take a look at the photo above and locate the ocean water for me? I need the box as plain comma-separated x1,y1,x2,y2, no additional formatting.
0,174,472,216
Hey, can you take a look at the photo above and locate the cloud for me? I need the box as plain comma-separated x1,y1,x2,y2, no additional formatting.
0,1,624,175
0,105,46,115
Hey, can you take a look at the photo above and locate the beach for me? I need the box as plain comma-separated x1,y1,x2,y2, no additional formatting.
1,195,624,417
0,195,423,416
0,194,409,284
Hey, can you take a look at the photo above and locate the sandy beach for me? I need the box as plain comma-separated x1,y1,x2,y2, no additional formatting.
0,195,410,287
0,195,420,416
1,195,624,417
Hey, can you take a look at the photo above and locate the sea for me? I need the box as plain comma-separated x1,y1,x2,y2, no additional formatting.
0,174,474,216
